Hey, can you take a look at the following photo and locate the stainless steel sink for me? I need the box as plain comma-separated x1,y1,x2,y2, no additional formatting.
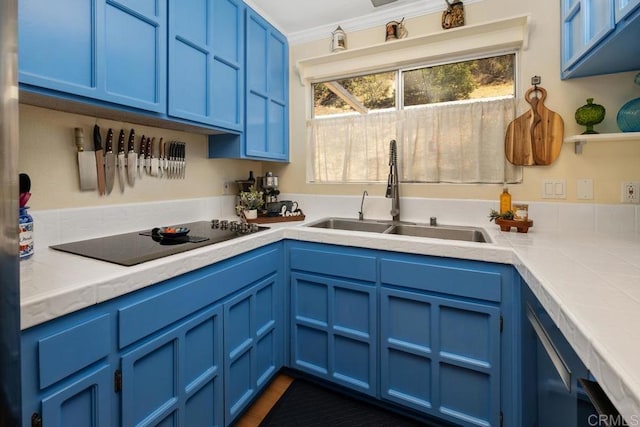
308,218,391,233
385,224,490,243
306,218,491,243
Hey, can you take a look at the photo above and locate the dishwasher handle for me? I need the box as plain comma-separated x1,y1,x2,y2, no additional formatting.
526,302,572,392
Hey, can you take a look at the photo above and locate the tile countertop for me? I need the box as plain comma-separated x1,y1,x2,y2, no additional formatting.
19,214,640,422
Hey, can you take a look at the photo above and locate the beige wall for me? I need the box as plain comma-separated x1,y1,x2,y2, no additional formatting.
271,0,640,204
19,0,640,210
19,105,263,210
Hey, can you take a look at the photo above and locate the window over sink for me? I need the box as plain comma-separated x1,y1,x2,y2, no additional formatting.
307,53,523,184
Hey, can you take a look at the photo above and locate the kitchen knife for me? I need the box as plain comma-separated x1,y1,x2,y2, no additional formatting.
175,143,180,179
126,128,137,187
138,135,146,179
145,136,152,175
116,129,126,193
180,143,186,178
158,137,164,178
104,128,116,195
149,137,159,177
74,127,97,191
94,125,106,196
162,140,168,177
169,142,176,178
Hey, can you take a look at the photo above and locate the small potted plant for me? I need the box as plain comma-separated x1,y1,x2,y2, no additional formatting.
236,186,264,219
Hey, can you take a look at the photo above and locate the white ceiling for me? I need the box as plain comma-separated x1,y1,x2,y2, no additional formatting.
244,0,480,44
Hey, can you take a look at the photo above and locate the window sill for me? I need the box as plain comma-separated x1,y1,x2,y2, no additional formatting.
295,14,530,85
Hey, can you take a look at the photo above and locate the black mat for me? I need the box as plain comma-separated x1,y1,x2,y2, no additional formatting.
259,379,436,427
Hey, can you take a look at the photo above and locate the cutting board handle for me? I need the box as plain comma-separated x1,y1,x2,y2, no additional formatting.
525,86,547,105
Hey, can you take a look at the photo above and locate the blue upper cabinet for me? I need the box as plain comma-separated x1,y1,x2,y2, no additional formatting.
19,0,167,113
561,0,640,79
209,6,289,161
615,0,640,22
168,0,244,130
245,9,289,160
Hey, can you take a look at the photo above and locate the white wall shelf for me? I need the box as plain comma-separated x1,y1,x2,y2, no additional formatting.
564,132,640,154
295,14,530,85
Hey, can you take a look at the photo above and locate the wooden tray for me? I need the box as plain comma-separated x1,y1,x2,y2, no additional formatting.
244,212,305,224
495,218,533,233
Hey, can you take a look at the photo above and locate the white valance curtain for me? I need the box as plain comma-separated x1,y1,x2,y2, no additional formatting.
307,96,523,184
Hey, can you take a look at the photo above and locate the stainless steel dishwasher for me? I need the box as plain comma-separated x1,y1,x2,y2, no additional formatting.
522,286,624,427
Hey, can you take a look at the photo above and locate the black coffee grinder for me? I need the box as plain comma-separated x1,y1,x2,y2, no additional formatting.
257,172,281,215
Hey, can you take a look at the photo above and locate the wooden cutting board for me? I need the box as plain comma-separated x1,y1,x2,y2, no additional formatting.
505,87,564,166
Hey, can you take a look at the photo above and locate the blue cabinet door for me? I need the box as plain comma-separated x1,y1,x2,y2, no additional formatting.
380,287,501,427
102,0,167,112
290,272,377,396
168,0,244,130
615,0,640,22
224,274,284,424
120,305,224,427
19,0,97,98
19,0,166,113
245,9,288,160
40,365,112,427
561,0,614,74
21,312,113,427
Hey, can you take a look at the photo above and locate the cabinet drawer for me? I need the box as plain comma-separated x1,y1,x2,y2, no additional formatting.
380,258,501,302
118,245,281,348
289,246,376,282
38,314,111,389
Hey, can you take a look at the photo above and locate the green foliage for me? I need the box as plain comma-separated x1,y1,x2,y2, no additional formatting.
488,209,514,222
404,62,477,105
313,54,515,116
236,186,264,212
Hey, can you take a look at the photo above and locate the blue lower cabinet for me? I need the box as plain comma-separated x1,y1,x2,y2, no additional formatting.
22,243,283,427
21,312,113,427
120,305,223,427
287,242,518,427
224,274,284,424
380,287,501,427
290,272,377,396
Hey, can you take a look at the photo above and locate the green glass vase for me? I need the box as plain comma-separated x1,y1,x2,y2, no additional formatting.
575,98,606,134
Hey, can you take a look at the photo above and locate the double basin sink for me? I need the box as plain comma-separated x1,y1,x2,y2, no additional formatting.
306,218,491,243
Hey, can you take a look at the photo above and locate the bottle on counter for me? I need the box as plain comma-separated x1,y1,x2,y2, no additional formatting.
500,187,512,214
19,206,34,259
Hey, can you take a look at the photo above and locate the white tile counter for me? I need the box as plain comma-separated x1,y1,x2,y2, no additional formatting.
19,195,640,423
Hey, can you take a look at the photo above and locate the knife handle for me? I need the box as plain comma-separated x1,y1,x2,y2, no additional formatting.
93,124,103,151
74,128,85,152
117,129,126,153
127,128,136,152
105,128,114,152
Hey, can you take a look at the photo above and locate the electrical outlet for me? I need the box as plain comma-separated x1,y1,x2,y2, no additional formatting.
621,182,640,203
223,180,232,195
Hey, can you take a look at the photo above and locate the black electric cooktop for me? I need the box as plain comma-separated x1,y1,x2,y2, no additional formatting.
50,221,268,266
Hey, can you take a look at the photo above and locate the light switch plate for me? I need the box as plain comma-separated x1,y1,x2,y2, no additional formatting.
577,179,593,200
542,180,566,199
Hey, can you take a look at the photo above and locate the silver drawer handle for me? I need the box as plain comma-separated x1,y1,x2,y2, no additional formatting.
526,303,572,392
